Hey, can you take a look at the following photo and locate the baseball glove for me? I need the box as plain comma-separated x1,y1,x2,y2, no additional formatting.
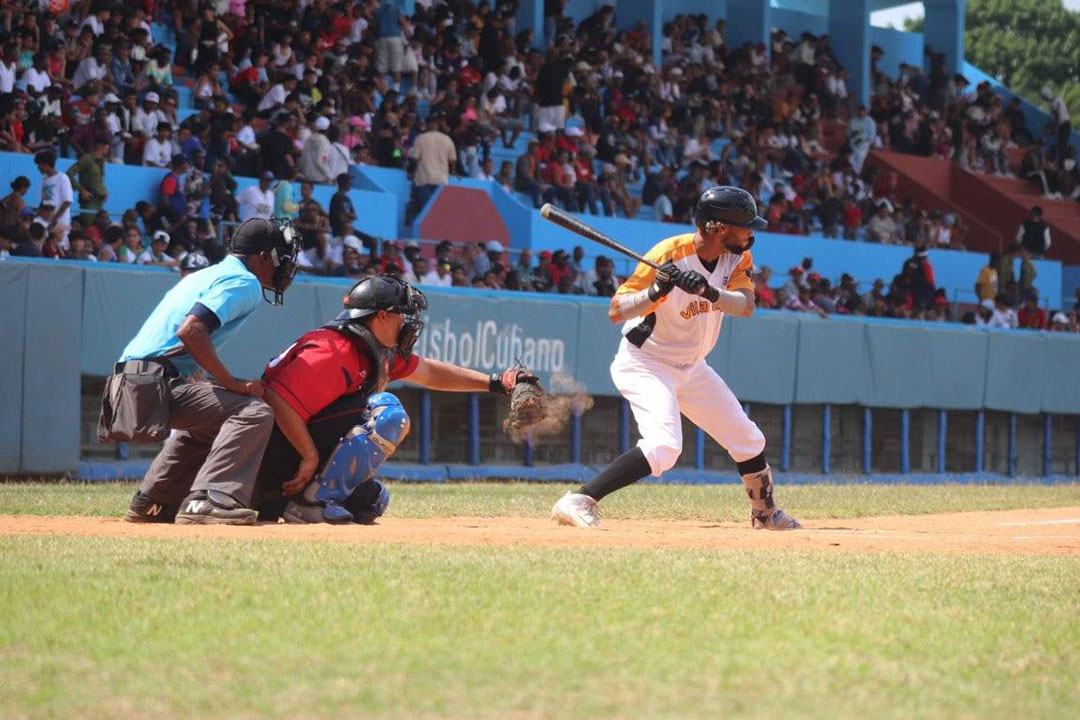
505,379,547,432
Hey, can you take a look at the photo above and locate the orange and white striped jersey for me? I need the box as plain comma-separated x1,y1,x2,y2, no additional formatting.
616,233,754,367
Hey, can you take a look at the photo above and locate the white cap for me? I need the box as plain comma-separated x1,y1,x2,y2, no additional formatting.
980,299,994,311
314,116,330,131
486,239,504,253
342,235,363,252
152,230,170,244
145,91,159,103
1052,311,1068,325
103,93,121,104
565,126,584,137
537,122,556,134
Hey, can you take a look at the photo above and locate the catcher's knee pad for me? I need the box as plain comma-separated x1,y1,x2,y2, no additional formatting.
301,392,410,519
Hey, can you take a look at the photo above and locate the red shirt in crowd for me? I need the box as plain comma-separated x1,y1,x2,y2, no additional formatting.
263,328,419,422
1017,306,1047,330
843,204,862,230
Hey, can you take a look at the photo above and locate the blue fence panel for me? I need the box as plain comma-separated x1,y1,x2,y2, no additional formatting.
984,331,1046,414
0,263,29,472
23,264,83,472
862,322,934,408
714,312,799,405
794,317,868,404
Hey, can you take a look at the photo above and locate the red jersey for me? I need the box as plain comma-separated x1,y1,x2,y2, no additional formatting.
263,328,419,422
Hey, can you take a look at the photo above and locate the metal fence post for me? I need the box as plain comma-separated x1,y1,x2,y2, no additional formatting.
419,390,431,465
695,427,705,470
937,410,947,474
900,409,910,474
1043,414,1053,477
570,408,582,464
467,393,479,465
618,399,630,454
822,404,831,475
1007,413,1017,476
862,407,872,474
974,411,985,474
781,405,792,472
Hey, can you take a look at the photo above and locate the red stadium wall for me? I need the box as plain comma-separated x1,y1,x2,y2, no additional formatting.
868,151,1080,262
417,187,510,247
866,151,1003,253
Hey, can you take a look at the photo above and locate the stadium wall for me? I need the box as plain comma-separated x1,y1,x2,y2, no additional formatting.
2,260,1079,475
0,153,398,240
526,209,1063,307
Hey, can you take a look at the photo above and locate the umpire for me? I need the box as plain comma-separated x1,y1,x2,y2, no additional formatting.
101,218,301,525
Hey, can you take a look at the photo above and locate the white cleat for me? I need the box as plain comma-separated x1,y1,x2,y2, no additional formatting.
751,507,802,530
551,492,600,528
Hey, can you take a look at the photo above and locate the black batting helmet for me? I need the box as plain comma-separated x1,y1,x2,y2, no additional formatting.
695,186,768,231
328,275,429,355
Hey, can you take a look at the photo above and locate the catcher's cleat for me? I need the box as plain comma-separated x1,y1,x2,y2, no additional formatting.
751,507,802,530
175,490,257,526
551,492,600,528
123,491,176,523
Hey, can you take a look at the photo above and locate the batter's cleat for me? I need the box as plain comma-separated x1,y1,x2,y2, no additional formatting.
174,490,257,526
551,492,600,528
751,507,802,530
123,491,175,523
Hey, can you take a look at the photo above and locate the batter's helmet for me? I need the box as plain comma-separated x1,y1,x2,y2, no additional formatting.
695,186,768,231
329,275,428,355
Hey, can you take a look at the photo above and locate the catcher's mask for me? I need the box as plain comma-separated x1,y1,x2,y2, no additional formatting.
229,217,302,306
329,275,428,355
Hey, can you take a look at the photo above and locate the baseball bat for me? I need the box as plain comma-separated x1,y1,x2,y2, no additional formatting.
539,203,721,302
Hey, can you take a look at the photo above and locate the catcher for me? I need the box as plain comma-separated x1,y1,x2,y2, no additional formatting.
254,274,543,523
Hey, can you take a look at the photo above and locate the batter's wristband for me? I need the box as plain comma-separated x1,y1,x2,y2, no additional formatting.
488,372,505,394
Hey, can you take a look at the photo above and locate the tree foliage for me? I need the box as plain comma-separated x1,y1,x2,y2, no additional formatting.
904,0,1080,114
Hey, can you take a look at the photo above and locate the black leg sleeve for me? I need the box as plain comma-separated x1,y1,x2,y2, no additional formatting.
578,446,653,501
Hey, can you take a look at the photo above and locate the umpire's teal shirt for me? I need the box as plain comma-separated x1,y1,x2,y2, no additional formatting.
118,255,263,376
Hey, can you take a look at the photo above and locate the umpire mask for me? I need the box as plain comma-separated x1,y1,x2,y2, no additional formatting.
230,217,303,306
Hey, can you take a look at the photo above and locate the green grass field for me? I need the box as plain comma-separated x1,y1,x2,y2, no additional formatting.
1,482,1079,719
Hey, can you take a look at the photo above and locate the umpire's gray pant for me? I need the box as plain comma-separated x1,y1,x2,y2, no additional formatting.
139,381,275,508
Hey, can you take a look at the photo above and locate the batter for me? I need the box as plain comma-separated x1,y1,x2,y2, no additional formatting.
551,186,801,530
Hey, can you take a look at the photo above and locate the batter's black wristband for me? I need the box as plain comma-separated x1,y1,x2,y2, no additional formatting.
488,372,504,394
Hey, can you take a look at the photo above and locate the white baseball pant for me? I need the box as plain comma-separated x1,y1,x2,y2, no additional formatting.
611,342,766,476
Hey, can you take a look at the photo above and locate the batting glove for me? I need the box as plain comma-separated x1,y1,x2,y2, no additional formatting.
648,262,680,300
675,269,709,296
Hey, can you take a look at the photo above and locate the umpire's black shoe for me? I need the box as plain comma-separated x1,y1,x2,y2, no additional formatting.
123,491,176,523
174,490,257,526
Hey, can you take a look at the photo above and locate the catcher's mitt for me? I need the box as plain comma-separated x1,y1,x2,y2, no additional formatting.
503,376,548,434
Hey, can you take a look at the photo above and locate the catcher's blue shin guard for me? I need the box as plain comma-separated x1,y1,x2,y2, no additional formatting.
296,392,409,523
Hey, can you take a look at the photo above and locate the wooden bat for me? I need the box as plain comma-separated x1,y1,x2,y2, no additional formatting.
539,203,721,302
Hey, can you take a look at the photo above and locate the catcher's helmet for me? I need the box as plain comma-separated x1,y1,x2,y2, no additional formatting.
695,186,768,231
229,217,302,306
329,275,428,355
179,252,210,274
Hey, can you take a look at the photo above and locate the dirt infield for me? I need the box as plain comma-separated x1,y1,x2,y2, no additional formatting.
2,507,1079,554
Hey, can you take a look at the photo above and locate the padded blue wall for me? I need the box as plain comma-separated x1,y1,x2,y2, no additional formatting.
527,210,1064,307
2,260,1079,474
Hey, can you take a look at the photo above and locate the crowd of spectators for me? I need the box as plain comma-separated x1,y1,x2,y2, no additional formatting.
863,42,1078,202
0,1,1075,331
0,1,997,249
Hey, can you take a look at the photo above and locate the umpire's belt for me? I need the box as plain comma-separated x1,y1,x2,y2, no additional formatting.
114,358,180,379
